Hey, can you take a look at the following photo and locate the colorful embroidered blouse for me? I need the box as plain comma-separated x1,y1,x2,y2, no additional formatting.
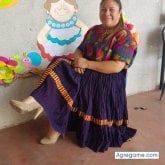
78,24,137,67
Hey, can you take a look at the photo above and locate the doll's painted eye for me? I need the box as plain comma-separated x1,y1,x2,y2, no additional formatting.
22,58,30,63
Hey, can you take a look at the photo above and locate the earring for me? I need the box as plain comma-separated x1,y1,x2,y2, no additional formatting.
46,10,50,15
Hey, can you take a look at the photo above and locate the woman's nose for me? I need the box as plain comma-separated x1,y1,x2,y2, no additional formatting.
105,9,110,15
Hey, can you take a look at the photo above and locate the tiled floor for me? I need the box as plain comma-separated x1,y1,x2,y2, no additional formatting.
0,90,164,165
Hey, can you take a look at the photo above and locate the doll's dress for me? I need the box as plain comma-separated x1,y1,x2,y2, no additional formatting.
37,15,83,61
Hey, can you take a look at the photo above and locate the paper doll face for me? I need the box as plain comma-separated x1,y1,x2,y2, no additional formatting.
50,0,76,22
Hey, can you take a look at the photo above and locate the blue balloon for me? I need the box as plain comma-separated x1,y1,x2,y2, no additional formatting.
27,52,42,66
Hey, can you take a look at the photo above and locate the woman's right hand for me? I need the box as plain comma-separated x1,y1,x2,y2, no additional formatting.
72,57,85,74
74,67,85,74
73,49,85,74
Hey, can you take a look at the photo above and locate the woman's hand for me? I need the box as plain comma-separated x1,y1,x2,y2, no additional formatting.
74,67,85,74
72,49,88,74
72,57,89,74
74,57,89,69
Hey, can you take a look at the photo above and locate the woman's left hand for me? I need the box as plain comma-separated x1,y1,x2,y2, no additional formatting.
73,57,89,69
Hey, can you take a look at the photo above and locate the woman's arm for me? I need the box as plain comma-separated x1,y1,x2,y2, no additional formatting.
74,49,83,59
74,57,126,74
88,60,126,73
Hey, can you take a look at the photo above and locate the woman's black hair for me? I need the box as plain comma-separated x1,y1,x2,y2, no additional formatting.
100,0,122,10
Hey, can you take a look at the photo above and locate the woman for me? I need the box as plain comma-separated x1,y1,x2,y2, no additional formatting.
10,0,138,152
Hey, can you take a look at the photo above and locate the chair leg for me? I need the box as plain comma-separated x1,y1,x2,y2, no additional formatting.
160,83,165,100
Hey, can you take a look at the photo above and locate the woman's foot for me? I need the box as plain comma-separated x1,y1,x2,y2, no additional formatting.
40,132,61,145
40,125,61,145
9,97,43,119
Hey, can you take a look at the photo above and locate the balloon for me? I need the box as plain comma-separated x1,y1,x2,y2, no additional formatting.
0,61,6,67
0,56,8,62
10,54,26,74
0,67,15,79
27,52,42,66
0,56,16,85
0,80,3,85
0,0,20,9
6,60,17,68
0,52,42,86
3,79,13,84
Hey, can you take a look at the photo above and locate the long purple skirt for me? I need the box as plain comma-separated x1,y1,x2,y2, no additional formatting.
31,57,136,152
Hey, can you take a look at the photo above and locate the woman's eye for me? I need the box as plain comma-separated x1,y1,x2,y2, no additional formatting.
101,8,116,13
101,8,106,12
110,9,115,13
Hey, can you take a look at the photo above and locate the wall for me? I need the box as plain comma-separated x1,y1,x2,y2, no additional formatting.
0,0,164,129
123,0,163,94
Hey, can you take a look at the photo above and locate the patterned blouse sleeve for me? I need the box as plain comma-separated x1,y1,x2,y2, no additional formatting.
77,27,93,52
111,29,138,67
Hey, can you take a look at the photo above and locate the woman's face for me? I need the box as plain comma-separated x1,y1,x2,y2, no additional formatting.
50,0,76,22
100,0,121,28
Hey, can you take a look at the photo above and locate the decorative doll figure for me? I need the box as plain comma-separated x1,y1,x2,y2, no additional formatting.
37,0,88,61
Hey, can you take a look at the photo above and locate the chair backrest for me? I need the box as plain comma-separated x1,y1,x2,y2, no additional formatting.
160,26,165,89
162,26,165,43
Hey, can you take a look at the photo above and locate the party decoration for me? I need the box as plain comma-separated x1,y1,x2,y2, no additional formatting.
10,54,26,74
122,14,140,45
26,52,42,67
125,22,140,45
0,56,17,85
0,0,20,9
0,52,42,86
10,52,42,73
37,0,88,61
